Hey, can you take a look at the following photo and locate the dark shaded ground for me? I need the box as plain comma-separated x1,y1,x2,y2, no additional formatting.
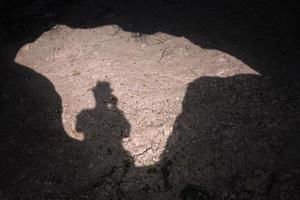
0,0,300,199
160,75,300,200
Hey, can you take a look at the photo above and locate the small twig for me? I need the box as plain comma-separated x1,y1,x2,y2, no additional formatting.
187,65,197,76
158,47,169,63
135,147,152,157
51,24,60,30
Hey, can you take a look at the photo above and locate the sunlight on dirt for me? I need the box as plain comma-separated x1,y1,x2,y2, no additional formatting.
15,24,258,166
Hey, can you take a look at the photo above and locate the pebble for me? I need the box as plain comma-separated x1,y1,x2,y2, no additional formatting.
88,162,95,169
221,189,229,199
244,177,265,191
254,169,263,176
2,93,9,100
229,193,237,199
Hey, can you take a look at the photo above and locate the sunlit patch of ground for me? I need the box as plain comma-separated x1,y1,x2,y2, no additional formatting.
15,24,258,166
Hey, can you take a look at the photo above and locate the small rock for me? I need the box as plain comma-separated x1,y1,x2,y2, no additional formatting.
24,45,30,50
254,169,264,176
88,163,95,169
278,173,292,181
229,193,236,199
2,93,9,100
281,184,289,191
72,70,81,76
229,95,237,105
244,177,265,191
221,189,229,199
44,12,56,19
263,76,272,80
215,152,222,160
223,129,234,138
233,146,239,152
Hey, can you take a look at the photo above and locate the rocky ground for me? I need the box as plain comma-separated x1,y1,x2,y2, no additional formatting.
0,0,299,199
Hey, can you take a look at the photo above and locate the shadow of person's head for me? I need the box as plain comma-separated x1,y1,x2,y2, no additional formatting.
93,81,118,108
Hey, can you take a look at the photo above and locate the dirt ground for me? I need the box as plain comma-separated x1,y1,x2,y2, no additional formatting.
0,0,299,199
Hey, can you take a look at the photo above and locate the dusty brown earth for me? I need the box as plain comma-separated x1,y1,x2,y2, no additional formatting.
0,0,300,199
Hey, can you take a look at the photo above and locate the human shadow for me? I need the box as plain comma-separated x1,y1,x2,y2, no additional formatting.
0,72,133,198
1,65,299,199
69,77,299,200
74,82,133,199
1,0,300,199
